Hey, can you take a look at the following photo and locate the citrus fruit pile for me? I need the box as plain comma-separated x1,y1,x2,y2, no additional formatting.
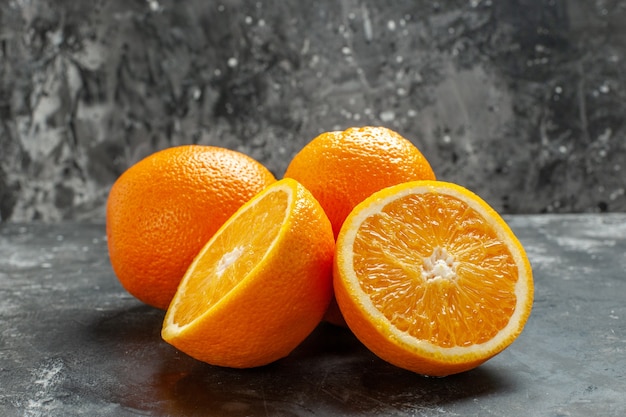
106,126,533,376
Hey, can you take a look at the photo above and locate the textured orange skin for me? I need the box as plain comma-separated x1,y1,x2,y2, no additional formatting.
333,181,534,377
162,179,335,368
284,126,435,325
284,126,436,238
106,145,276,310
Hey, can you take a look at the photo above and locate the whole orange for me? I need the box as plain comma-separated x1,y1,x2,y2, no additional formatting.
106,145,276,310
284,126,436,238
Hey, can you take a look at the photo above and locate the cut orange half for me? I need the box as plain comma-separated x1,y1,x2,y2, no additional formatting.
333,180,533,376
162,178,335,368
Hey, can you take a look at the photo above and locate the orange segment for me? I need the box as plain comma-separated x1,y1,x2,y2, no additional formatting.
162,178,335,368
334,180,533,376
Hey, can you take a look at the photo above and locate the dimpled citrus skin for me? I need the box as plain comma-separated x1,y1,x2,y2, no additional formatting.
284,126,436,238
106,145,276,310
162,178,335,368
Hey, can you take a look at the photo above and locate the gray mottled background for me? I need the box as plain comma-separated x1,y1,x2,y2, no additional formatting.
1,0,625,222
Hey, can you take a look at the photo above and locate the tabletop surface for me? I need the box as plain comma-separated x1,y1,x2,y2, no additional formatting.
1,214,625,416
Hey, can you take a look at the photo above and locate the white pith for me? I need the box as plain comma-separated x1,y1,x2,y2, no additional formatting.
216,245,245,278
421,246,459,282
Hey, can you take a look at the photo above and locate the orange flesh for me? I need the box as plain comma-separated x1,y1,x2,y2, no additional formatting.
352,192,518,348
171,189,289,327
